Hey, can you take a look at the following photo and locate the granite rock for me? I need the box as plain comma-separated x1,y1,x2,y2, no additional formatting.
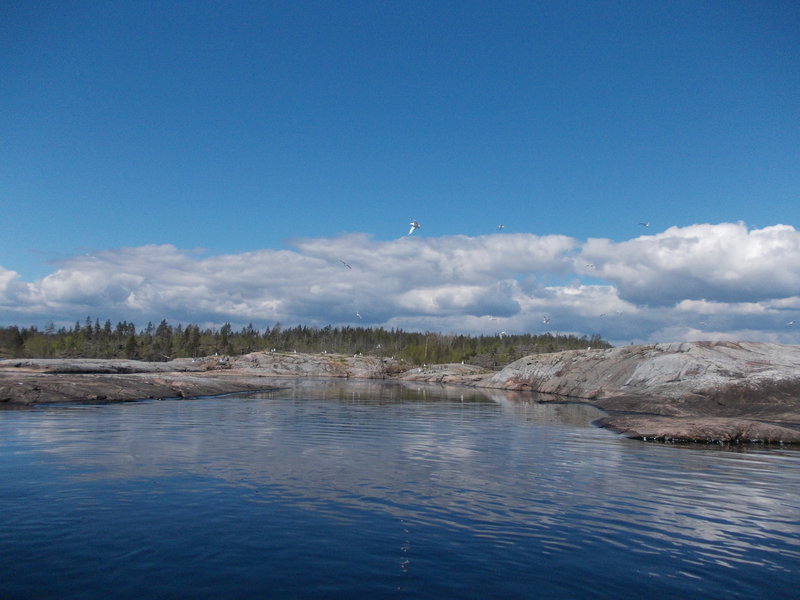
481,341,800,443
0,352,402,406
2,343,799,444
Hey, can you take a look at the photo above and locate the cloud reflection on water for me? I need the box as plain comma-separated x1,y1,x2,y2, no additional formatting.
3,380,798,577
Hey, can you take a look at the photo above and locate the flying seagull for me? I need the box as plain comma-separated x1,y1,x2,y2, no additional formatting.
408,220,421,235
338,259,352,269
639,222,650,227
497,224,505,231
542,316,550,324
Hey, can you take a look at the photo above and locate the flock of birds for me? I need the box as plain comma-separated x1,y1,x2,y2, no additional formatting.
407,220,508,236
335,219,593,330
333,218,797,334
404,219,648,236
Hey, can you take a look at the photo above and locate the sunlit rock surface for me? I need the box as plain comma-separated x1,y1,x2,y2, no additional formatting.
480,342,800,443
395,362,491,385
2,342,799,443
225,351,400,379
0,352,400,406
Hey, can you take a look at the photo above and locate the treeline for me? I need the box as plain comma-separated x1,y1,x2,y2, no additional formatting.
0,317,611,368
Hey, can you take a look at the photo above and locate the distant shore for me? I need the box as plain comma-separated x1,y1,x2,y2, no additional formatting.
2,341,799,444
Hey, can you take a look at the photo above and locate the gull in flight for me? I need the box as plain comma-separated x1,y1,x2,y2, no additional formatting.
542,316,550,324
497,224,505,231
639,222,650,227
788,320,796,326
355,312,362,319
408,220,421,235
585,263,595,269
338,259,352,269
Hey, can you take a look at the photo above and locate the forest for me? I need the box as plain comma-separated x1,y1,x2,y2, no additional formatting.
0,317,611,369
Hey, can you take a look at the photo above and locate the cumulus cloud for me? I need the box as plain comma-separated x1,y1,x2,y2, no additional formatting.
0,266,34,308
1,224,799,345
582,223,800,305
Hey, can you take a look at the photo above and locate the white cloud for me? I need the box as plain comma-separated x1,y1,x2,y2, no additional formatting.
0,266,34,307
394,281,520,317
582,223,800,305
1,224,799,345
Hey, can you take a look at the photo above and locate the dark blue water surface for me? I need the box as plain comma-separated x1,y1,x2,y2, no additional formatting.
1,379,798,599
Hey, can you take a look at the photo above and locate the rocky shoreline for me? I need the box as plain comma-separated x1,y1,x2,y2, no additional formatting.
2,341,799,444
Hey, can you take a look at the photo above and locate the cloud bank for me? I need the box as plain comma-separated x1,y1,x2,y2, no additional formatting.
2,223,798,345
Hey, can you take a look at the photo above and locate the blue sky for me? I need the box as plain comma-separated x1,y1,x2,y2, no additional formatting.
1,1,799,345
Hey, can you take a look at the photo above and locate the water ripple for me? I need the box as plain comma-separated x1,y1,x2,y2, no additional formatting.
1,380,798,599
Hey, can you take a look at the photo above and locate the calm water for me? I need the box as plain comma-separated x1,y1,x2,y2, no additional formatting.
1,379,798,599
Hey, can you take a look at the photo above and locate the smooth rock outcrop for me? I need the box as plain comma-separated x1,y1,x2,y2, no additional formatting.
2,343,799,443
395,341,800,443
225,351,401,379
0,352,402,406
592,414,800,444
480,341,800,442
397,362,491,385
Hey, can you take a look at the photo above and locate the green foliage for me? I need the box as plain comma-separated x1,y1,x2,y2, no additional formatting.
0,317,612,368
